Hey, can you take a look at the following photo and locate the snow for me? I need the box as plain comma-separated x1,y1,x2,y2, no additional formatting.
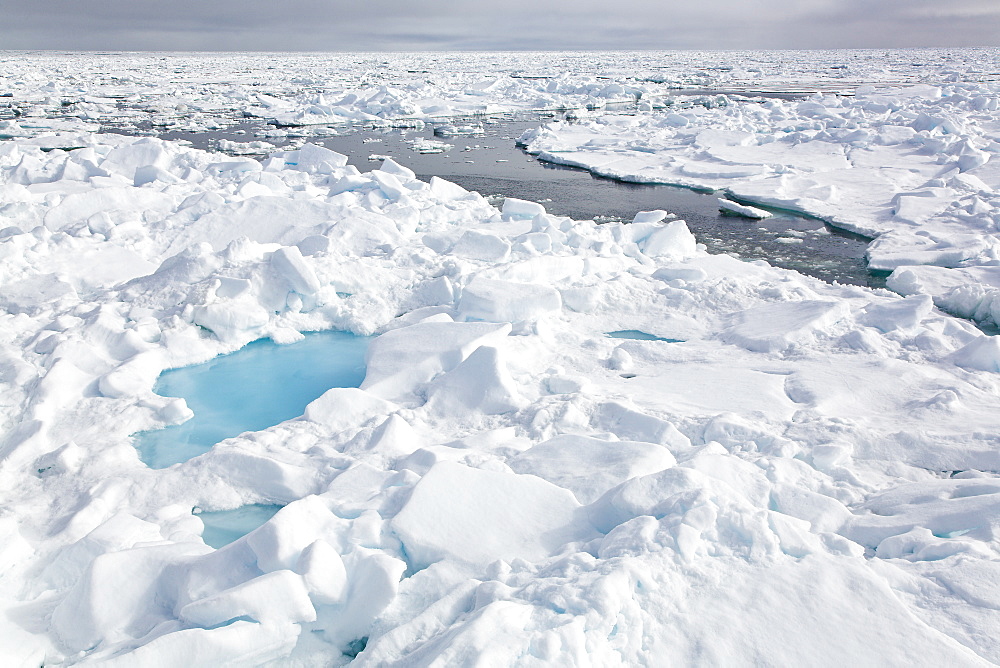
722,299,850,353
391,461,595,569
719,198,773,219
516,72,1000,327
3,49,1000,666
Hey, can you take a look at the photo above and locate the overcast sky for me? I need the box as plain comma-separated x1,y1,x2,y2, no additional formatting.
1,0,999,51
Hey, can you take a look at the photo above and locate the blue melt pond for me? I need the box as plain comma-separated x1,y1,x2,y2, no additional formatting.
135,331,370,469
606,330,683,343
196,504,284,549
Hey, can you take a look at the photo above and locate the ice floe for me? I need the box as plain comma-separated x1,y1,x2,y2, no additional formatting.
517,72,1000,327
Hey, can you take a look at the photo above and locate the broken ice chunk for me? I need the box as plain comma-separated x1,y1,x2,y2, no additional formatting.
390,461,596,568
719,198,773,219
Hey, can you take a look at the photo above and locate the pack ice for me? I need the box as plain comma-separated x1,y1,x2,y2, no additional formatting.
518,71,1000,330
1,51,1000,666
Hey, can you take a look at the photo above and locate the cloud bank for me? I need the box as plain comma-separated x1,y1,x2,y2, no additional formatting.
1,0,998,51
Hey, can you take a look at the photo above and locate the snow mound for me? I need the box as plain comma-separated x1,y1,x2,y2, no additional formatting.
391,462,596,568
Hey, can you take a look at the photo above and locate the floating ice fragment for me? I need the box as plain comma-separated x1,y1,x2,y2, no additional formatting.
433,123,484,137
277,143,348,174
769,484,851,533
378,156,416,181
428,175,470,201
608,347,634,372
191,300,270,342
718,198,773,219
631,210,670,224
370,170,407,200
134,164,181,187
639,220,698,260
409,138,452,154
501,197,546,220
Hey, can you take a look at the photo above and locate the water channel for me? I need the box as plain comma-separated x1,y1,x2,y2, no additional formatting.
138,108,881,289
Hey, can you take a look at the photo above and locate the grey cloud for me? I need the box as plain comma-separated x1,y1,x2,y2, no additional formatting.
0,0,997,51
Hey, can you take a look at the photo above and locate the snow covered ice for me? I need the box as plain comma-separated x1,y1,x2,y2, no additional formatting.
718,198,772,219
515,64,1000,328
3,50,1000,666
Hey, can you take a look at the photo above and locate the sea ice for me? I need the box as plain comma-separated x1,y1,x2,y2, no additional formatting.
517,76,1000,325
3,50,1000,666
390,461,595,568
719,198,773,219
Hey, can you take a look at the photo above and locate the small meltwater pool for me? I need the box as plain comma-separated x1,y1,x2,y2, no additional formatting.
195,504,284,549
134,330,370,469
606,330,683,343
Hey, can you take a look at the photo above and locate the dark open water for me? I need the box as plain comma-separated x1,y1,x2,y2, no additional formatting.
133,109,881,288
